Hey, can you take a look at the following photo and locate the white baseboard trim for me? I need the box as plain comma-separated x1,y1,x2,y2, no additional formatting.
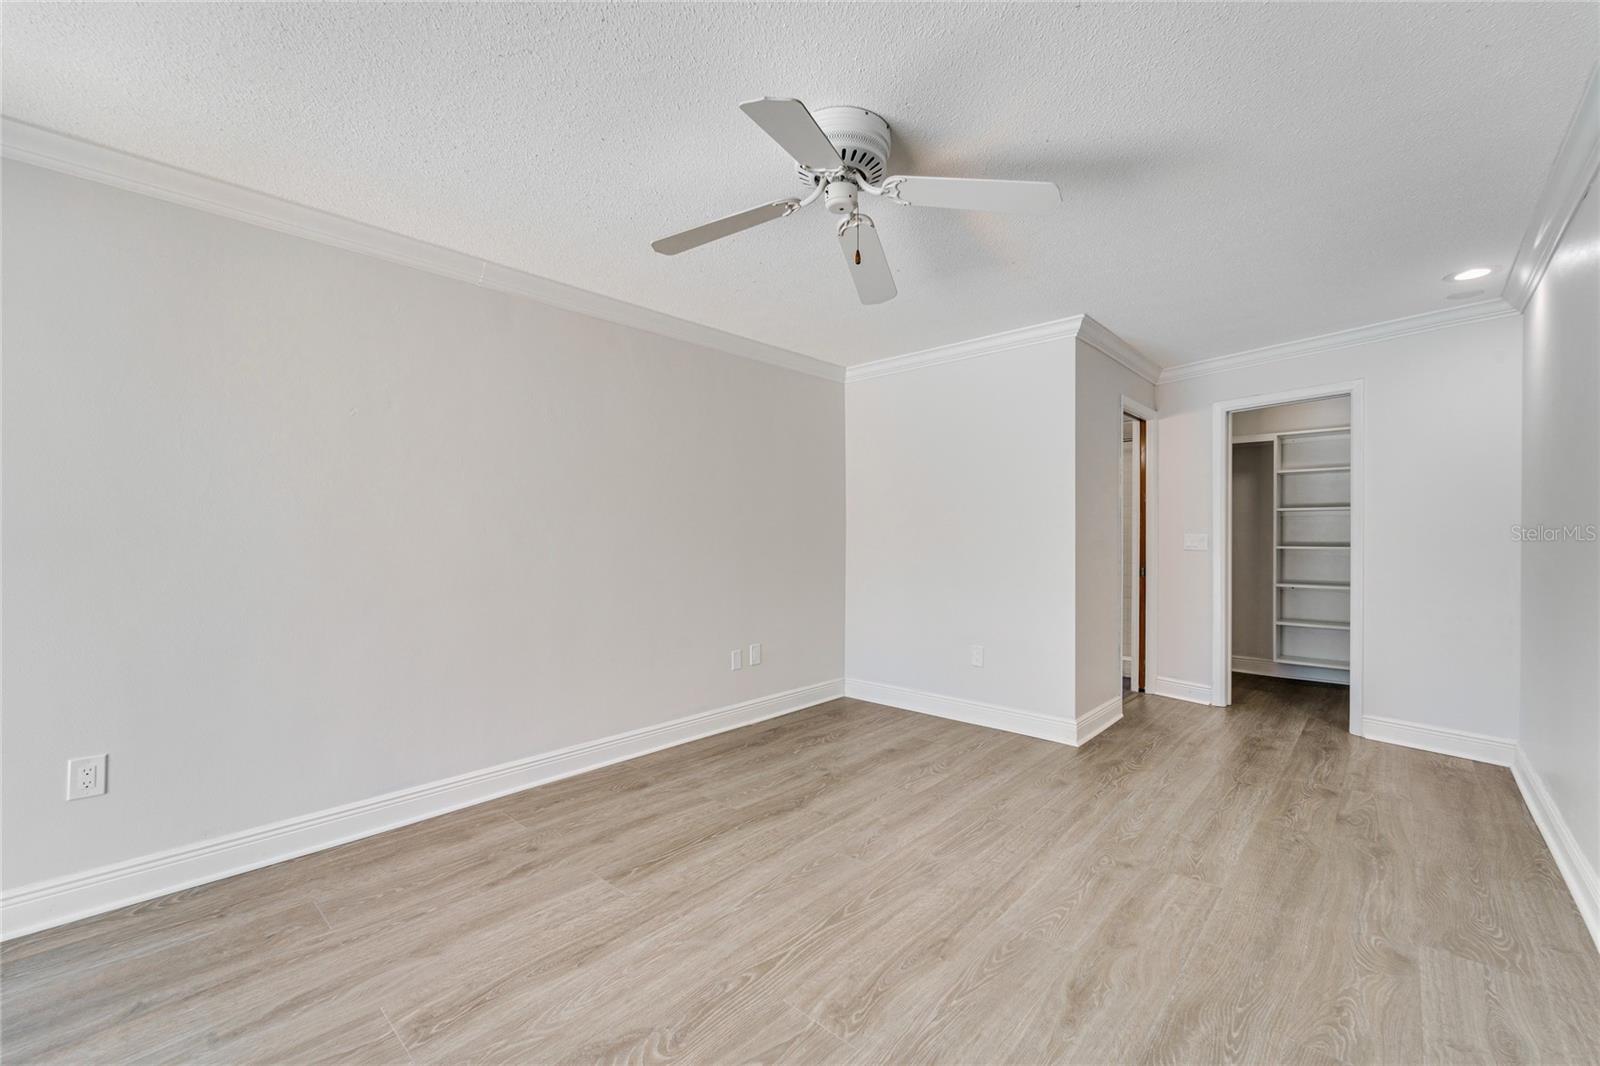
1510,747,1600,950
1360,715,1515,767
1232,655,1349,686
1148,676,1213,705
844,679,1077,745
1075,695,1125,745
0,679,845,941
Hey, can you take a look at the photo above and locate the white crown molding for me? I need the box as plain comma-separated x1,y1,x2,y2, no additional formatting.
0,117,845,384
1154,66,1595,384
1503,63,1600,311
844,318,1081,383
0,679,845,940
1074,314,1163,384
1512,747,1600,950
1156,298,1519,386
845,313,1158,385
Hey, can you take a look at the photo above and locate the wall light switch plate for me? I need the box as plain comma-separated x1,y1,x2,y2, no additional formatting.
1183,533,1209,551
970,644,985,667
748,643,762,666
730,649,742,671
67,754,107,800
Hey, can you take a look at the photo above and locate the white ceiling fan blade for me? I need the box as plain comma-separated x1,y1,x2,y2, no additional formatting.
651,199,799,255
739,98,842,172
838,216,896,305
885,175,1060,213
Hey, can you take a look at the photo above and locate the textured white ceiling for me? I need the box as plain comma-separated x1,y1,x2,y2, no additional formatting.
4,3,1595,368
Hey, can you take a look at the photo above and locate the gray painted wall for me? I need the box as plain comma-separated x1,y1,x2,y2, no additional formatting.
1,161,845,889
1231,441,1276,659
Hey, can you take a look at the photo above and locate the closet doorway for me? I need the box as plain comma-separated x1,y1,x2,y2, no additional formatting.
1122,409,1149,693
1211,384,1363,734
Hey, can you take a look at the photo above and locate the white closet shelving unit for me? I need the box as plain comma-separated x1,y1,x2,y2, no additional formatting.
1272,426,1351,678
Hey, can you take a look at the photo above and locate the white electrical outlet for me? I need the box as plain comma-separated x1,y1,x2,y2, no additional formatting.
748,642,762,666
67,755,107,800
730,649,742,671
1183,532,1209,551
970,644,985,667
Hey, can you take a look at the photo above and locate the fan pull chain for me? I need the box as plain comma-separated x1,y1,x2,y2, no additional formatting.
854,217,861,265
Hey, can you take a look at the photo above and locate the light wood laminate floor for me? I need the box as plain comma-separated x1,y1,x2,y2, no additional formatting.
4,676,1597,1064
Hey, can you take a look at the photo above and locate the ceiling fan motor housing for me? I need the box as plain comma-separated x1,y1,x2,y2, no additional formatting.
799,106,892,187
825,180,859,214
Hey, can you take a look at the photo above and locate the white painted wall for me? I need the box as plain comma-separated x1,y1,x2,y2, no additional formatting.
845,338,1076,722
1076,344,1156,715
1,161,845,890
1520,178,1600,880
1155,313,1524,739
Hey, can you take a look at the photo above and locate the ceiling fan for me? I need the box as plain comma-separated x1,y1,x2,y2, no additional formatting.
651,98,1061,305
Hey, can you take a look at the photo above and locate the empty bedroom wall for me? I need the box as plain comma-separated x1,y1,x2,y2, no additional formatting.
1520,176,1600,902
845,336,1076,731
1,161,846,892
1155,311,1524,739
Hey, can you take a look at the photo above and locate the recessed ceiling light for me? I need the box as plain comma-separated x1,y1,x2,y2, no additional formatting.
1446,267,1493,282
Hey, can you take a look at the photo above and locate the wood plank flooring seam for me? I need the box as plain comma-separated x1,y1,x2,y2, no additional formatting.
780,996,864,1056
377,1004,415,1064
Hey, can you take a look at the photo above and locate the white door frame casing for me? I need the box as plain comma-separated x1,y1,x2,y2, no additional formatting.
1122,395,1158,694
1209,381,1364,735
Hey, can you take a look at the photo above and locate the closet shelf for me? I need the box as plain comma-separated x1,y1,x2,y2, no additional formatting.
1236,411,1353,686
1279,426,1351,437
1276,654,1351,670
